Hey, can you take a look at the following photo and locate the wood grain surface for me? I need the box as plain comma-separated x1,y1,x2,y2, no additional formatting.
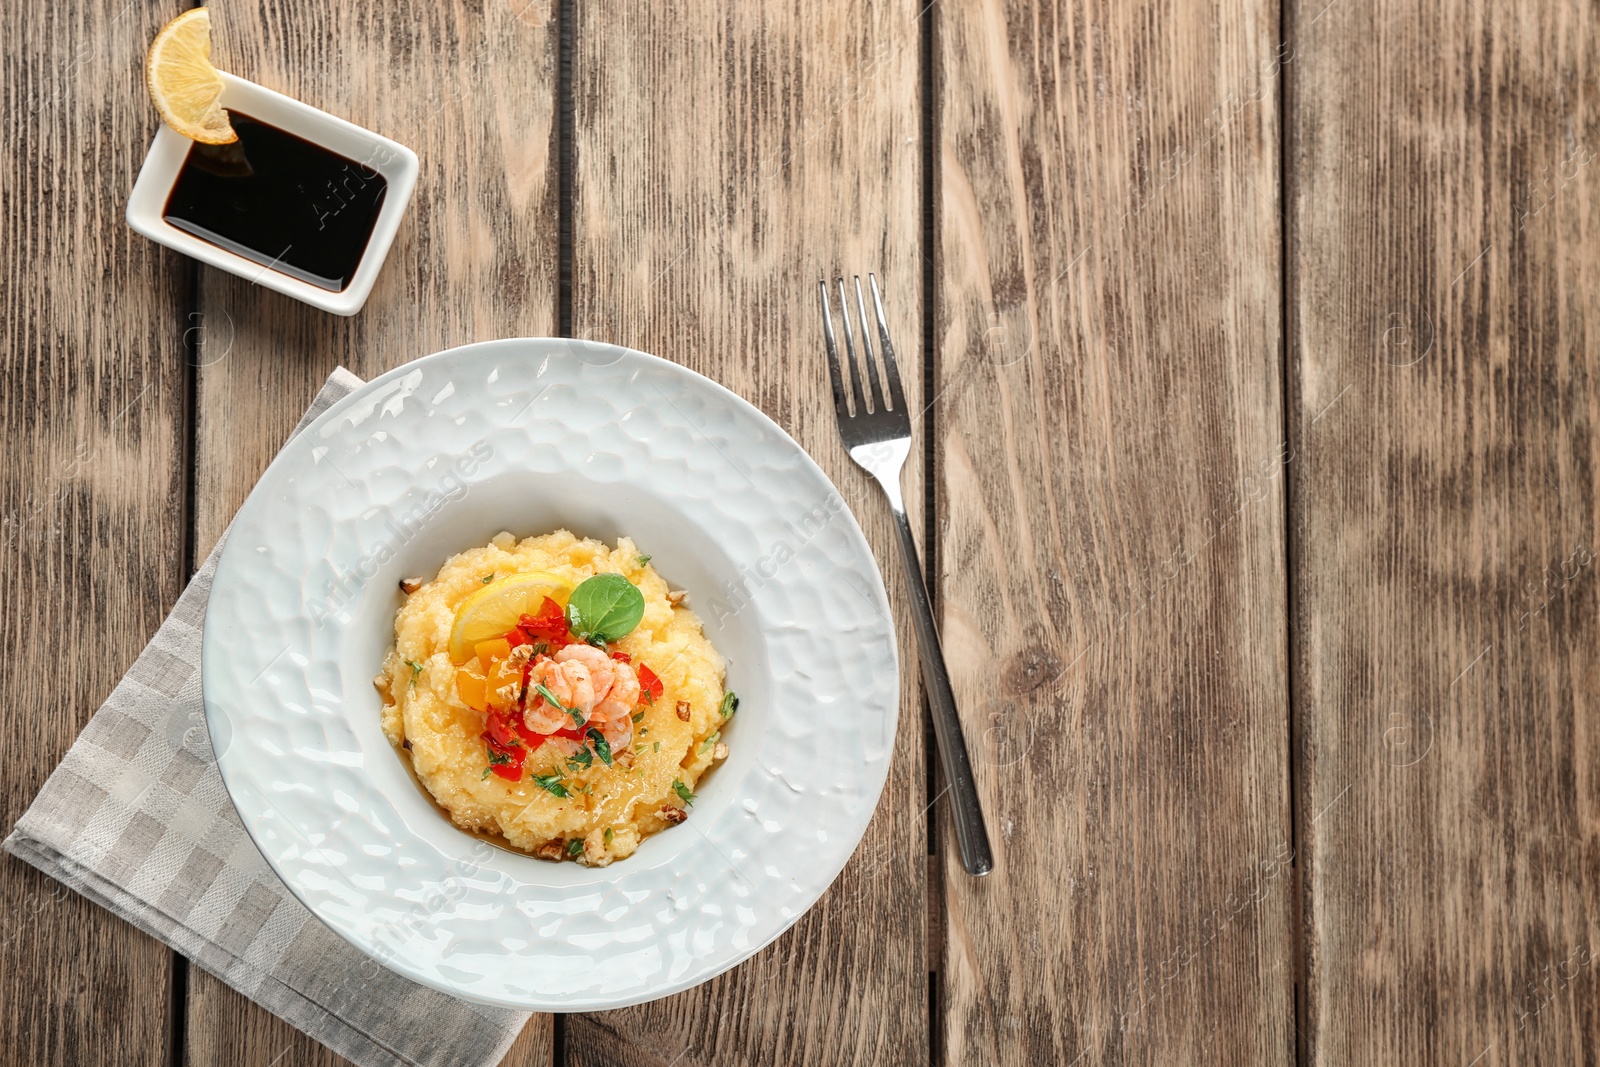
936,0,1293,1062
8,0,1600,1063
564,1,929,1065
0,0,193,1063
1288,0,1600,1064
184,0,559,1063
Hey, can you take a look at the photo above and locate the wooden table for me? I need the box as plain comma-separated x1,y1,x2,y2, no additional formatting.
4,0,1597,1063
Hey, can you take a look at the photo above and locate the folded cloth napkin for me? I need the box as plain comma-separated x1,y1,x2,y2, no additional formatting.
4,368,530,1067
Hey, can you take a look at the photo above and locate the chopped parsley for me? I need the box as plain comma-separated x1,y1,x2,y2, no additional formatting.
586,727,614,766
566,838,583,856
603,827,614,845
699,730,721,754
531,683,583,727
719,691,739,719
403,659,424,688
672,778,697,805
636,554,652,566
487,749,514,766
530,773,570,798
566,747,594,773
482,573,495,583
653,741,660,752
632,710,646,724
481,767,492,780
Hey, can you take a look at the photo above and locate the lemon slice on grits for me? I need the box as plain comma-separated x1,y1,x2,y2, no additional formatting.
146,9,237,144
448,571,573,663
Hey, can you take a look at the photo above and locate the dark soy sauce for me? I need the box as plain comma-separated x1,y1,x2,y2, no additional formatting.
163,112,388,293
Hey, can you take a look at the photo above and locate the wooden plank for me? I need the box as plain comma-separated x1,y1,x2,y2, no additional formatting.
936,0,1292,1062
1290,1,1600,1063
0,0,192,1062
565,2,928,1065
184,0,560,1062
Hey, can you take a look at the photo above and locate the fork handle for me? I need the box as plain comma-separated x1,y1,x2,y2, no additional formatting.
886,501,995,876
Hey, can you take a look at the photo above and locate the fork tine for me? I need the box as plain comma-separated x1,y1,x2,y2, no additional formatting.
818,279,850,421
836,277,868,417
868,274,906,412
852,276,886,415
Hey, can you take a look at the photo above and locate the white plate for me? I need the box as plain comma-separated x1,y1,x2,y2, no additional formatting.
202,338,898,1010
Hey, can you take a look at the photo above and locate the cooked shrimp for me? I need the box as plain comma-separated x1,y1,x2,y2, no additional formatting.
554,644,642,722
523,656,594,733
543,735,583,759
598,710,633,750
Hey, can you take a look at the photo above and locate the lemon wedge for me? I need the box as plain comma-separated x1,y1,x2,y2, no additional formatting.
448,571,573,664
146,9,237,145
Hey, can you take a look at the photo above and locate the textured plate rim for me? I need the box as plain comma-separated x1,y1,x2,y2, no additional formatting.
201,338,900,1010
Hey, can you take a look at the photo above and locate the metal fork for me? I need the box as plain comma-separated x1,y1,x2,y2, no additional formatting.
819,273,994,877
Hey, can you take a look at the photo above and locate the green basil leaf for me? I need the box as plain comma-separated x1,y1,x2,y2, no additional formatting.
565,573,646,643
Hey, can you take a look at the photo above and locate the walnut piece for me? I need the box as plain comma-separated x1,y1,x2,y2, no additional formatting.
658,805,688,825
676,700,692,722
667,590,687,606
712,742,729,761
582,828,613,868
534,839,567,862
398,576,423,594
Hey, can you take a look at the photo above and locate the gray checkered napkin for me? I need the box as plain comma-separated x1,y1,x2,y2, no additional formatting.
4,369,530,1067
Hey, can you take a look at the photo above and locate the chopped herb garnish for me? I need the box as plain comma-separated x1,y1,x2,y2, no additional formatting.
586,727,614,766
482,573,495,583
636,554,651,565
531,682,580,726
566,748,594,772
641,689,655,706
699,730,721,754
531,773,570,798
631,710,645,724
719,691,739,719
672,778,697,805
653,741,660,752
566,838,583,856
404,659,424,688
603,827,614,845
487,749,514,766
481,767,492,780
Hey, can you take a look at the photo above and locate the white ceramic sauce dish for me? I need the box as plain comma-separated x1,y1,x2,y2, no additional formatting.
127,72,417,316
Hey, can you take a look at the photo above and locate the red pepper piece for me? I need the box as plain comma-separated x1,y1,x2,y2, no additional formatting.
638,664,663,705
513,715,551,750
483,711,517,749
482,717,528,781
520,598,572,647
610,650,631,664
